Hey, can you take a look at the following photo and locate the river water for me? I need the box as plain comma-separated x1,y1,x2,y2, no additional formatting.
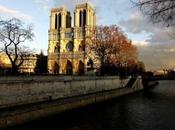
7,80,175,130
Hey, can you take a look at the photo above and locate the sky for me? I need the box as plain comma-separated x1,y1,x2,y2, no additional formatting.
0,0,175,71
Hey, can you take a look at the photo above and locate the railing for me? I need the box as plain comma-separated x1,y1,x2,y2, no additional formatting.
59,52,86,59
131,76,143,89
49,30,60,41
64,28,73,39
0,75,121,83
49,28,73,40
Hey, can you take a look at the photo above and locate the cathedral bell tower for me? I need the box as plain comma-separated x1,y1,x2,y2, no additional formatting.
48,7,72,74
73,3,96,75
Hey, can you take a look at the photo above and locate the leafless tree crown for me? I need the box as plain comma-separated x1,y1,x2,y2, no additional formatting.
0,18,34,74
132,0,175,27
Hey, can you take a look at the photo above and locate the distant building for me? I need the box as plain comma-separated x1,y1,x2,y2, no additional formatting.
0,53,11,67
153,69,168,76
0,53,37,74
18,54,37,74
48,3,96,75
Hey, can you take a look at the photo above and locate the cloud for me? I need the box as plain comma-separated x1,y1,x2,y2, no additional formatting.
137,43,175,70
119,11,175,45
119,11,152,34
146,27,175,45
119,10,175,70
132,40,150,47
0,5,32,21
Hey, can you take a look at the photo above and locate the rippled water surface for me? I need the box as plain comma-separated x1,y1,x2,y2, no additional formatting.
7,80,175,130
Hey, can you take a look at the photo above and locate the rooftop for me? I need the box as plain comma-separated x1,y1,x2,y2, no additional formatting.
75,2,94,10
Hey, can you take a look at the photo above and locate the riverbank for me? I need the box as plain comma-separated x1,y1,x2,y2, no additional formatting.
0,76,144,129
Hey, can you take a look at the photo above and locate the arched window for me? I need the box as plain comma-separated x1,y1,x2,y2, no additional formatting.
66,60,73,75
58,13,62,28
79,11,82,27
87,58,94,69
79,45,82,52
55,14,57,29
79,41,85,51
54,44,60,53
53,62,59,74
66,14,69,28
54,46,57,53
83,10,86,26
78,60,84,75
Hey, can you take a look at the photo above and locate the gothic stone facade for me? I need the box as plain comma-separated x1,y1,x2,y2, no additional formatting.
48,3,96,75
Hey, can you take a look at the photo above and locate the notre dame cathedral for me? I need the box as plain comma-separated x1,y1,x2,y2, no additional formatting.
48,3,96,75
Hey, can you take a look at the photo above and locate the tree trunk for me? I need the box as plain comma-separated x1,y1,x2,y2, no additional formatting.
100,59,105,76
11,63,19,75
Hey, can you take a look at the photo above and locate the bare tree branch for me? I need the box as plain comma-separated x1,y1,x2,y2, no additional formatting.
132,0,175,27
0,18,34,74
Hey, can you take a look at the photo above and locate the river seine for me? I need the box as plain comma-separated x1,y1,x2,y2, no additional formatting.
6,80,175,130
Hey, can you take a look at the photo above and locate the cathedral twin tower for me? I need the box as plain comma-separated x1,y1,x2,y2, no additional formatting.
48,3,96,75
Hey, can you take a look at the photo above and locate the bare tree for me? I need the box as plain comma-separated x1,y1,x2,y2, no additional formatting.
0,18,34,74
132,0,175,27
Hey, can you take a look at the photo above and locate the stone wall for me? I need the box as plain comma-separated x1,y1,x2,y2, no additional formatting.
0,76,130,109
0,76,145,129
